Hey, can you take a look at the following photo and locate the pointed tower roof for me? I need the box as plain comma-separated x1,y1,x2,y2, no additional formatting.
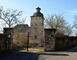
32,7,44,18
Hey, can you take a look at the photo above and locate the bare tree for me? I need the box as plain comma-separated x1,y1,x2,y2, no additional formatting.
0,6,25,28
73,15,77,29
45,14,72,36
72,15,77,36
64,25,72,36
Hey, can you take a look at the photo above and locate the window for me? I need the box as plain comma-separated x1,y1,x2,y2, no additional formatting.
35,24,37,26
35,28,38,31
18,28,21,32
35,35,37,39
36,17,37,20
42,23,43,25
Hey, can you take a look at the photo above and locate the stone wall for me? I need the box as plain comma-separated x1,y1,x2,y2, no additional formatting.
44,29,77,51
0,34,6,52
44,29,56,52
13,30,27,47
55,37,77,50
1,27,77,52
0,28,14,52
0,27,30,52
4,28,14,50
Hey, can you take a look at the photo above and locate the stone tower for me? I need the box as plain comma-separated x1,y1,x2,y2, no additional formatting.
30,7,45,47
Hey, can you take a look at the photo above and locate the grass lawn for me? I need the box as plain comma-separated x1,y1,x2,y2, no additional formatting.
19,48,44,53
10,47,44,53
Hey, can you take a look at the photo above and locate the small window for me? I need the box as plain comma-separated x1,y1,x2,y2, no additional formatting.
36,17,37,20
18,28,21,32
42,23,43,25
36,24,37,26
35,35,37,39
35,28,38,31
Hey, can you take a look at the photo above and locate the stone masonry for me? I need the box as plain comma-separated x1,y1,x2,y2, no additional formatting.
13,24,29,47
44,29,56,51
30,7,45,47
4,28,14,50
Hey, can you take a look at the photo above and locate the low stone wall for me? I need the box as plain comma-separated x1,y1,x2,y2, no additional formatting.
0,28,14,52
44,29,56,52
44,29,77,51
55,37,77,50
0,34,7,52
13,31,27,47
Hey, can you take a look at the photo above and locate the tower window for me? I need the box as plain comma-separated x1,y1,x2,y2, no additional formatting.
35,35,37,39
35,24,37,26
35,28,38,31
36,17,37,19
42,23,43,25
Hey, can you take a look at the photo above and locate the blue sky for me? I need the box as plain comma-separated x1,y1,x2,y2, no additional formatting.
0,0,77,26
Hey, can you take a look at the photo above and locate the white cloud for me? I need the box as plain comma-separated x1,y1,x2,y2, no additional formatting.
70,10,77,14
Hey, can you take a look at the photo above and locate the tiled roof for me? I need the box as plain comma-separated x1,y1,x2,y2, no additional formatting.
14,24,29,32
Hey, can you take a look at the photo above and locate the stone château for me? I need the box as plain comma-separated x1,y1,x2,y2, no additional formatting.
13,7,45,47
